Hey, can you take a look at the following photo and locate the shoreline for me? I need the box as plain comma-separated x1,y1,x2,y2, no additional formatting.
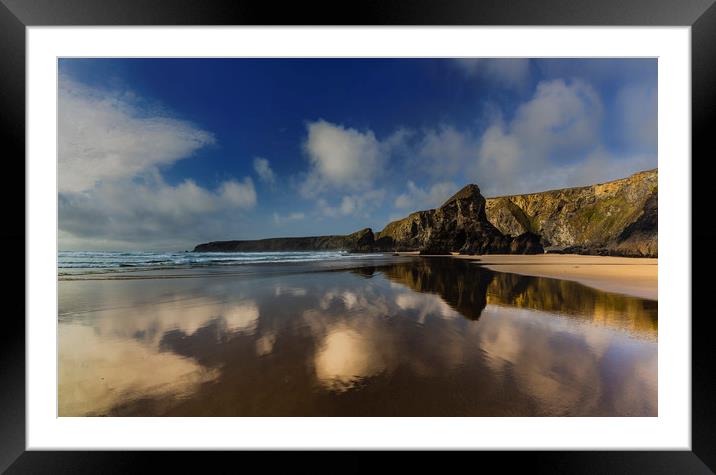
396,252,658,301
59,250,658,301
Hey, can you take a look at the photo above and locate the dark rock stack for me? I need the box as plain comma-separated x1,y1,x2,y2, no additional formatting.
347,228,376,253
380,258,495,320
375,210,435,251
377,184,542,255
509,232,544,255
421,184,512,255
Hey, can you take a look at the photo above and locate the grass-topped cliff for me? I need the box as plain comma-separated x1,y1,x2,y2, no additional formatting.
484,169,657,256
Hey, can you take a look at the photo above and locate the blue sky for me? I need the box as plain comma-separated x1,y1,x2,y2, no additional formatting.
58,58,657,250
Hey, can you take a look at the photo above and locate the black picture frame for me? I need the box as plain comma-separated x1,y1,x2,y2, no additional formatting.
2,0,713,472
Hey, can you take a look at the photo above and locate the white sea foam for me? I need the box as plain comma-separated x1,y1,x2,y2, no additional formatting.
58,250,384,270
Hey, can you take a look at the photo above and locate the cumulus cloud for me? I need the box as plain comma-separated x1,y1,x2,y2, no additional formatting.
58,76,257,250
465,78,649,195
415,126,479,178
317,189,386,218
218,178,257,208
300,120,390,196
59,176,257,249
510,79,603,158
476,121,524,184
455,58,532,90
293,77,655,213
253,157,276,186
470,78,630,195
394,181,457,210
294,78,650,208
405,78,654,197
59,76,215,193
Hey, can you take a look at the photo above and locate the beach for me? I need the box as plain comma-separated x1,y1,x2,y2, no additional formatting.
58,253,657,417
395,253,658,301
472,255,657,301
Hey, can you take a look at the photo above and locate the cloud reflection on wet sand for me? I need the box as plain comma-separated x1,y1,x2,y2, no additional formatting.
58,258,657,416
59,324,219,416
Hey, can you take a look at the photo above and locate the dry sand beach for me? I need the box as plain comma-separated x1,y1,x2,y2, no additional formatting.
463,254,657,301
397,253,658,301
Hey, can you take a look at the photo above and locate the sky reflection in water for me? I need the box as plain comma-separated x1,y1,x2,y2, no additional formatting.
58,257,657,416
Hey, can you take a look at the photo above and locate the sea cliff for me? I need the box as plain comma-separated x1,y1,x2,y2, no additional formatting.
484,169,657,257
194,169,657,257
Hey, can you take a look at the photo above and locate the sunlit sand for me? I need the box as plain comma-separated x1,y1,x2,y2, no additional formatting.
396,253,657,300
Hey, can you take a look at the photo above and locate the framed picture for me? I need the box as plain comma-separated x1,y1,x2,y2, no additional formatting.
4,0,713,471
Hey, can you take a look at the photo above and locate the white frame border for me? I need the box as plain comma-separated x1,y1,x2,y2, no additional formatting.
27,26,690,450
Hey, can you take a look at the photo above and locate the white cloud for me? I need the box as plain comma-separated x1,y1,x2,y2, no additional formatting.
218,177,257,208
410,80,604,194
339,196,357,215
405,78,653,197
472,79,618,195
475,122,524,186
58,76,257,250
510,79,602,158
294,77,654,211
273,211,306,226
253,157,276,186
559,148,656,189
416,125,479,178
317,189,386,218
301,120,389,196
455,58,532,90
394,181,457,210
59,176,257,249
58,76,215,193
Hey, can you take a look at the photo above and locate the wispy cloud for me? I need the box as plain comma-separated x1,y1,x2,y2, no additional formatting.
58,76,215,194
455,58,532,91
58,76,257,250
316,189,386,219
253,157,277,187
273,211,305,226
472,78,612,195
405,78,655,196
415,126,479,178
394,181,457,210
59,176,257,250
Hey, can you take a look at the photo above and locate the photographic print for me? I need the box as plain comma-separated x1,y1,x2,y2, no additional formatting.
57,58,657,417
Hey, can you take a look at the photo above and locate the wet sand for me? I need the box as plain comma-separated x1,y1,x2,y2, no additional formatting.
58,256,657,417
397,253,658,300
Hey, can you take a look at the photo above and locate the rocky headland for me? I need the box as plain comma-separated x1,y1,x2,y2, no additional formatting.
192,227,376,253
194,169,657,257
484,168,657,257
